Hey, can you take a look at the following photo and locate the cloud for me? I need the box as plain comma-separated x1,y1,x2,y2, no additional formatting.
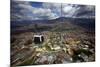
62,4,79,17
11,1,95,21
11,1,59,21
62,4,95,18
31,8,59,20
42,2,61,16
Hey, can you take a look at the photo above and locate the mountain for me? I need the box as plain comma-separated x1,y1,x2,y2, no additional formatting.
11,17,95,34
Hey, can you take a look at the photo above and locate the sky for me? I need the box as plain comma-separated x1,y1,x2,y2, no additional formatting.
11,0,95,21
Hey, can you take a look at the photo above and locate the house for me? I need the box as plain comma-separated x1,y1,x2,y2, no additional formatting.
33,35,44,44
